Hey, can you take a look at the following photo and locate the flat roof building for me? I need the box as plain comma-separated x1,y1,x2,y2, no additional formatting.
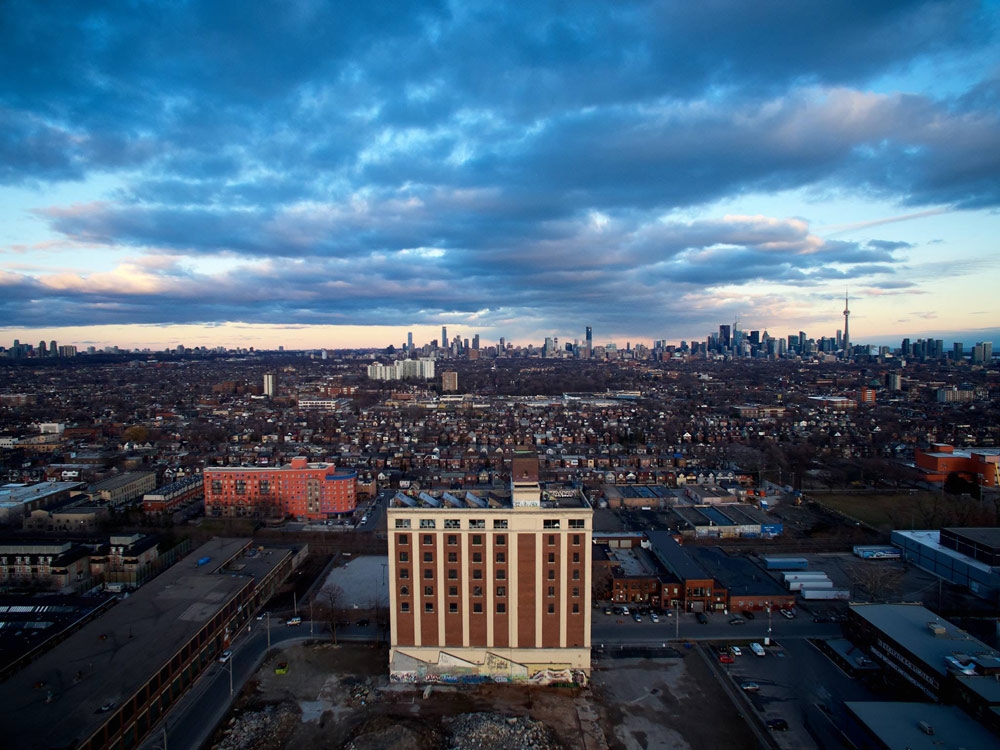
387,450,592,684
205,456,357,521
0,538,294,750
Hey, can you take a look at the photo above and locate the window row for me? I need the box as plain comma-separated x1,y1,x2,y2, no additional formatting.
399,602,581,614
394,518,509,530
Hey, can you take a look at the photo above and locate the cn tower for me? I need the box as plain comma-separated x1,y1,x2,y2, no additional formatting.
842,291,850,356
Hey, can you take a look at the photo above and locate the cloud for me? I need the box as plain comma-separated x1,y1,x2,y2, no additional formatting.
1,0,998,342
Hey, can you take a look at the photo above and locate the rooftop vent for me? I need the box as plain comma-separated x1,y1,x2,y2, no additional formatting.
928,621,947,636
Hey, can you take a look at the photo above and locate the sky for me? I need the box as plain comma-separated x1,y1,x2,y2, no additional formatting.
1,0,999,352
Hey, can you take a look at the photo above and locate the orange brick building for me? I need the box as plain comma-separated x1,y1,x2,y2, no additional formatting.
204,457,357,520
387,450,591,684
914,444,1000,488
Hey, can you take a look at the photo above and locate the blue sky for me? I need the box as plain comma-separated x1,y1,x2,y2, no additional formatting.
1,0,998,351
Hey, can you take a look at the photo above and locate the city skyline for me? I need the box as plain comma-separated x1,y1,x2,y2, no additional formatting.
1,2,999,351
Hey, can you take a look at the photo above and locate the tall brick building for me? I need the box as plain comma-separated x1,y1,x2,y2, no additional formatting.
204,457,357,520
387,449,592,684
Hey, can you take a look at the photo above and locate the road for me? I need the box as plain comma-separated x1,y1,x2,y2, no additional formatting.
139,619,383,750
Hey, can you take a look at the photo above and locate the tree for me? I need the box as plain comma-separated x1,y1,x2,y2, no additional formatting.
846,561,905,602
315,584,345,643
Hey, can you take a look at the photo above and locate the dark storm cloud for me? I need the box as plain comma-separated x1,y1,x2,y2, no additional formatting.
1,0,997,334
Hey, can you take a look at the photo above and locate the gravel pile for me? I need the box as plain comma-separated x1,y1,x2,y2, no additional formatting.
445,713,562,750
212,703,298,750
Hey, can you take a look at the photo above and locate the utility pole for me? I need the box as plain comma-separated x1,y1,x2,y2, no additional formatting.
765,601,772,646
266,612,271,654
675,601,679,639
228,657,233,695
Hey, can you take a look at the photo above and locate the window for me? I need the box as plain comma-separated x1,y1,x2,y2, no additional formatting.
448,569,458,579
447,552,458,562
548,586,555,597
400,585,409,596
496,586,506,597
211,480,222,494
423,552,433,562
547,603,555,614
496,569,506,580
569,519,585,529
470,519,485,529
398,534,409,544
449,586,458,597
423,534,433,545
572,534,581,545
572,603,580,614
424,585,433,596
401,602,410,613
548,535,556,546
473,586,483,597
424,568,433,579
444,519,460,529
493,519,508,529
399,568,409,579
447,534,458,546
572,552,580,563
424,602,434,613
495,534,506,546
572,570,580,580
471,535,482,546
472,552,482,563
572,587,579,597
449,602,458,613
497,603,506,613
419,519,436,529
547,552,555,563
472,569,483,580
399,551,409,563
473,602,483,613
395,519,411,529
548,570,556,580
496,552,506,563
543,519,560,529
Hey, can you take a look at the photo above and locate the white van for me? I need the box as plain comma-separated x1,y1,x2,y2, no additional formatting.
750,642,766,657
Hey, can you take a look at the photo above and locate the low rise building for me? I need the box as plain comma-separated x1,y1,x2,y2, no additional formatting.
90,472,157,507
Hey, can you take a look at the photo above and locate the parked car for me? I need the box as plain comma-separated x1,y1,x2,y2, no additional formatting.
649,612,659,623
730,646,742,657
767,718,789,731
696,612,708,624
741,610,755,620
620,606,630,616
218,649,232,663
740,681,759,692
718,653,734,664
274,662,289,675
779,608,795,619
286,616,302,626
604,606,613,615
632,612,642,622
728,617,745,625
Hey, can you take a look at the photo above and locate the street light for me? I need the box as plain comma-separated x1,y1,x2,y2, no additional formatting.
765,601,772,646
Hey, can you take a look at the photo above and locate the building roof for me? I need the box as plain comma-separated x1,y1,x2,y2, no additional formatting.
893,530,996,576
943,527,1000,549
0,481,86,509
689,547,788,598
0,538,269,750
645,531,711,581
849,603,1000,679
845,701,999,750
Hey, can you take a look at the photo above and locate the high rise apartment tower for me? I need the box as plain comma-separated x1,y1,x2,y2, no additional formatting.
387,449,591,684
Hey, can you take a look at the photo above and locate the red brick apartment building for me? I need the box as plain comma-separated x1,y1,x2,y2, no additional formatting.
387,450,592,684
204,457,357,520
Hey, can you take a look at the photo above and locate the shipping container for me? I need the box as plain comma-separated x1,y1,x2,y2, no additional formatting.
781,572,829,582
852,545,901,560
762,556,808,571
788,579,834,591
800,588,851,600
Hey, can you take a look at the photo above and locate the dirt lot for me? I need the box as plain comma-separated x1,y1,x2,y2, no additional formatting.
210,643,756,750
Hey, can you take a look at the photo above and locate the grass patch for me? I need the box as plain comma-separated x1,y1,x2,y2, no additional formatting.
812,492,938,529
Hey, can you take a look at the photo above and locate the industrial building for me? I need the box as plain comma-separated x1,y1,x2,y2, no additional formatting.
845,603,1000,736
387,449,592,684
914,443,1000,488
892,528,1000,603
0,538,295,750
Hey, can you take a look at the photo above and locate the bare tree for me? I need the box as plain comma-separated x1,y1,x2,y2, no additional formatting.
846,561,905,602
315,584,345,643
